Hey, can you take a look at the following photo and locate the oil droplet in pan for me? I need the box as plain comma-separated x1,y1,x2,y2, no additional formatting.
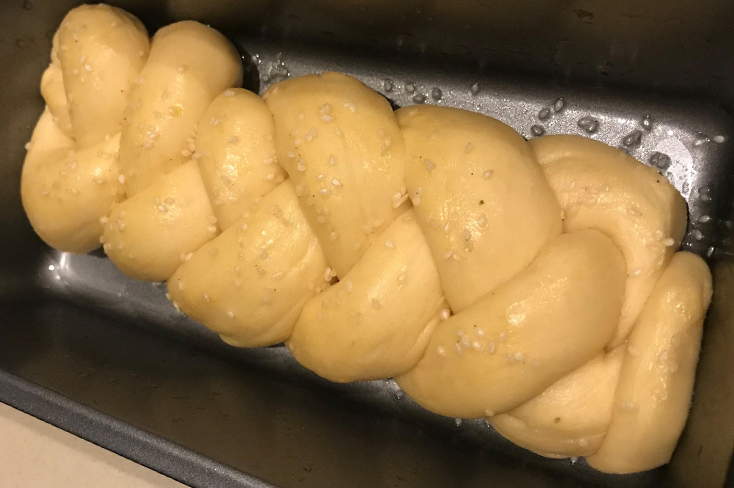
649,152,671,169
622,130,643,148
641,114,653,131
553,97,566,113
694,134,710,147
578,116,599,134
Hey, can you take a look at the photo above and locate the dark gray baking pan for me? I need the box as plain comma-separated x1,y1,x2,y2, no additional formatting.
2,0,734,487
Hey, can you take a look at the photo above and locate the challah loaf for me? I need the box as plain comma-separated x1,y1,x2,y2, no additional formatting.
20,4,713,475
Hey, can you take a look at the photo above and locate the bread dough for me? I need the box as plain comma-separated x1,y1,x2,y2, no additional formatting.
102,161,218,281
23,4,149,253
396,230,625,418
287,210,445,382
264,71,408,278
53,4,150,147
21,109,122,253
19,11,714,474
195,88,285,230
531,135,688,347
396,105,562,313
118,21,243,196
491,346,625,458
587,251,712,473
168,182,328,347
40,34,72,137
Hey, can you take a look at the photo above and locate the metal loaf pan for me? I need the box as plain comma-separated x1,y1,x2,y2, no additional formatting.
2,1,734,487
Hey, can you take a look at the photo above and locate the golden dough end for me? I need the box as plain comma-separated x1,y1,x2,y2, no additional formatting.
22,109,122,253
55,3,150,147
587,252,712,474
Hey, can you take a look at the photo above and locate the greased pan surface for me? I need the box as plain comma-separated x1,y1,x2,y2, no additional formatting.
2,1,734,488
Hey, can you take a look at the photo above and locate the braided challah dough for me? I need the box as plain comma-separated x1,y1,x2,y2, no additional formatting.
22,4,149,253
534,135,689,347
21,4,713,475
490,346,626,458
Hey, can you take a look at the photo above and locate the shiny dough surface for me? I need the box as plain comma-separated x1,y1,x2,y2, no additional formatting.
20,4,714,476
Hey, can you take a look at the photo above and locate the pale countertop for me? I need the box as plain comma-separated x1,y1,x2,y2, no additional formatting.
0,401,186,487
